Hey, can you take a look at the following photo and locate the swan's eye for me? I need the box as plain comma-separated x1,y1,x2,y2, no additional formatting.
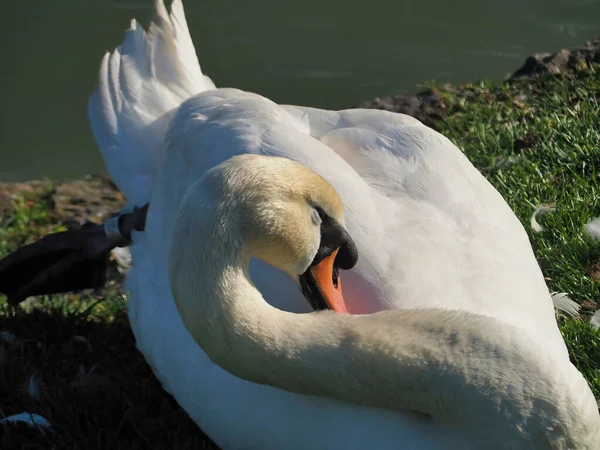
316,206,327,220
311,207,323,226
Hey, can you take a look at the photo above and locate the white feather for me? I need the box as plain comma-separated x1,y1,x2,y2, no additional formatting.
590,310,600,331
551,292,581,318
87,0,214,206
530,205,555,233
0,412,51,429
25,373,41,400
584,217,600,240
111,247,133,273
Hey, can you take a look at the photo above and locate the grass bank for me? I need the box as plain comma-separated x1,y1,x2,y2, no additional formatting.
1,65,600,448
435,63,600,396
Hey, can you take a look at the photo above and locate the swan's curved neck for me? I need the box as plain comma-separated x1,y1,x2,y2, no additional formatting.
168,187,599,448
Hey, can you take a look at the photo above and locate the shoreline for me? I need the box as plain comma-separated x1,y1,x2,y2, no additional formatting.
358,36,600,129
1,36,599,229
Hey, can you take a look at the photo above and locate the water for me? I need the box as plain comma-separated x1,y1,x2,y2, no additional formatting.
1,0,599,181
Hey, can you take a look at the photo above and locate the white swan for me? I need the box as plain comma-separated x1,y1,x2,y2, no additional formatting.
87,1,600,448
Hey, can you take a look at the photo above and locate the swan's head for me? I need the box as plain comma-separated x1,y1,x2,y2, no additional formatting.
182,153,358,313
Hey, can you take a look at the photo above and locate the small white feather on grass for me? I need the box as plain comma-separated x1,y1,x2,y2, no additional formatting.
584,217,600,240
0,412,51,429
590,310,600,331
551,292,581,318
582,217,600,330
111,247,132,273
25,373,41,400
530,205,556,233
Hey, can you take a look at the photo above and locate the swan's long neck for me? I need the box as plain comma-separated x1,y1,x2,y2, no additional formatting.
169,185,599,449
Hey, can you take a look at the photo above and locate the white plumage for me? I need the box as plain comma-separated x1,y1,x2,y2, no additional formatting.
87,1,599,448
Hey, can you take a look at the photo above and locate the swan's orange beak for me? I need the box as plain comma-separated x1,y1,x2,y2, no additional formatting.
307,249,348,313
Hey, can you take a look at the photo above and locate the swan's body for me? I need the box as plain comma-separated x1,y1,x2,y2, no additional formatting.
88,1,600,448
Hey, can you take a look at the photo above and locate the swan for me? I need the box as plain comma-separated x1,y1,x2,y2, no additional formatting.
84,0,599,448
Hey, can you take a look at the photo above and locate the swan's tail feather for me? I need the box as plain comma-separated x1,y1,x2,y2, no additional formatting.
88,0,214,206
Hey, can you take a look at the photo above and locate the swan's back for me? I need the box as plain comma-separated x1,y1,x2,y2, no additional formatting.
144,88,565,354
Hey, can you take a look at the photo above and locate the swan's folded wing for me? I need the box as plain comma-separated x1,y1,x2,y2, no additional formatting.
280,105,564,346
149,90,560,348
282,104,523,234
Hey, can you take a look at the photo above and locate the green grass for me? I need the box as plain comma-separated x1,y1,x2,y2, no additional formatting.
434,64,600,395
1,65,600,448
0,192,216,449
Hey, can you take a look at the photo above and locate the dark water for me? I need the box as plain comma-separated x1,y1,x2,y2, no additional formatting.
1,0,599,181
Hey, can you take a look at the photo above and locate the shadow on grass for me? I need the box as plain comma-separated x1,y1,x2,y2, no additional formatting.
0,308,219,450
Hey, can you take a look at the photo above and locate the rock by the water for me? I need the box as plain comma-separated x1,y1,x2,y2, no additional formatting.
357,88,448,130
0,173,124,227
357,36,600,128
511,37,600,79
